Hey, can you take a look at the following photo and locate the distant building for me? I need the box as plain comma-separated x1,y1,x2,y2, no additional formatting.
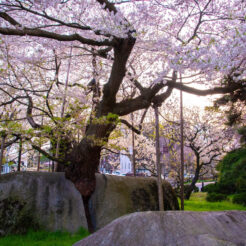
1,163,18,174
120,151,132,174
1,163,11,174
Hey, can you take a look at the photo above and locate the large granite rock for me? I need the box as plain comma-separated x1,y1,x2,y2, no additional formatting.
0,172,87,235
89,174,179,230
74,211,246,246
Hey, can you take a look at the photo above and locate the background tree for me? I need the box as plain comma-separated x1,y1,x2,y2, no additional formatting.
164,107,236,199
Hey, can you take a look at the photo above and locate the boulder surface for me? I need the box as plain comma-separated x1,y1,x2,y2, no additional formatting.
89,174,179,230
74,211,246,246
0,172,87,234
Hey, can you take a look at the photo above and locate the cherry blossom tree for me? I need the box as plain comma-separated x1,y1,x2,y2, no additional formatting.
0,0,246,227
163,106,236,199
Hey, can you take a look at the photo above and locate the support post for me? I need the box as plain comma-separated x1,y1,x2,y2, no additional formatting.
0,134,6,175
180,73,185,210
17,137,22,172
154,105,164,211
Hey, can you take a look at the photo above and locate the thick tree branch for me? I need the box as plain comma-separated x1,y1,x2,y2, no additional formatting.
32,144,60,162
113,80,171,116
168,81,245,96
26,97,41,129
2,135,20,149
0,12,21,27
120,119,141,134
0,27,114,46
101,37,136,108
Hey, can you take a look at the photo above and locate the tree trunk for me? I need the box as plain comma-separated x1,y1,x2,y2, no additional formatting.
53,38,135,232
185,159,201,200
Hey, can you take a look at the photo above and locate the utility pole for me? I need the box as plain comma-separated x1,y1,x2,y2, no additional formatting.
131,113,136,176
37,113,44,172
55,46,73,171
180,73,185,210
37,151,41,172
0,133,6,175
17,137,22,172
154,105,164,211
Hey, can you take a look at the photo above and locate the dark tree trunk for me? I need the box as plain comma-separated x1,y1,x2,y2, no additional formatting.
63,123,115,232
62,38,136,197
185,155,201,200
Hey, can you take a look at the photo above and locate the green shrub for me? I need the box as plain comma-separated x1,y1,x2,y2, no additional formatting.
0,197,39,236
236,175,246,192
232,193,246,206
219,149,246,191
175,184,199,197
208,148,246,196
193,186,199,193
206,192,227,202
202,183,217,193
217,182,236,194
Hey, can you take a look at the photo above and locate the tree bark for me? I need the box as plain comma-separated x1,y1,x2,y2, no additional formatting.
184,152,201,200
185,166,201,200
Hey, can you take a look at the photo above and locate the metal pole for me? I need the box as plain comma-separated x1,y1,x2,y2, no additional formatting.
131,113,136,176
37,152,40,172
55,46,73,171
180,73,185,210
154,105,164,211
0,134,6,175
17,137,22,172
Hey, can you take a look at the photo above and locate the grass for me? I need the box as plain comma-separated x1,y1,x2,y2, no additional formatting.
0,227,89,246
183,192,246,211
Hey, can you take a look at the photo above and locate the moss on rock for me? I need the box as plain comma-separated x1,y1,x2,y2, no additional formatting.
0,197,39,236
89,174,179,230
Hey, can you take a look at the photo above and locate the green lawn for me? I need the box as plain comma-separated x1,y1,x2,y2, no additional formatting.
0,228,89,246
183,192,246,211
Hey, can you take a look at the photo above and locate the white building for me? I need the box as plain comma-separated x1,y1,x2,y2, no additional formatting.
119,151,132,174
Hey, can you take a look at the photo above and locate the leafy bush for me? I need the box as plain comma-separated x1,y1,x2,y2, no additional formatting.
206,192,227,202
175,184,199,197
212,148,246,195
232,193,246,206
201,183,234,194
236,175,246,193
202,183,218,193
193,186,199,193
0,197,39,236
217,182,236,194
